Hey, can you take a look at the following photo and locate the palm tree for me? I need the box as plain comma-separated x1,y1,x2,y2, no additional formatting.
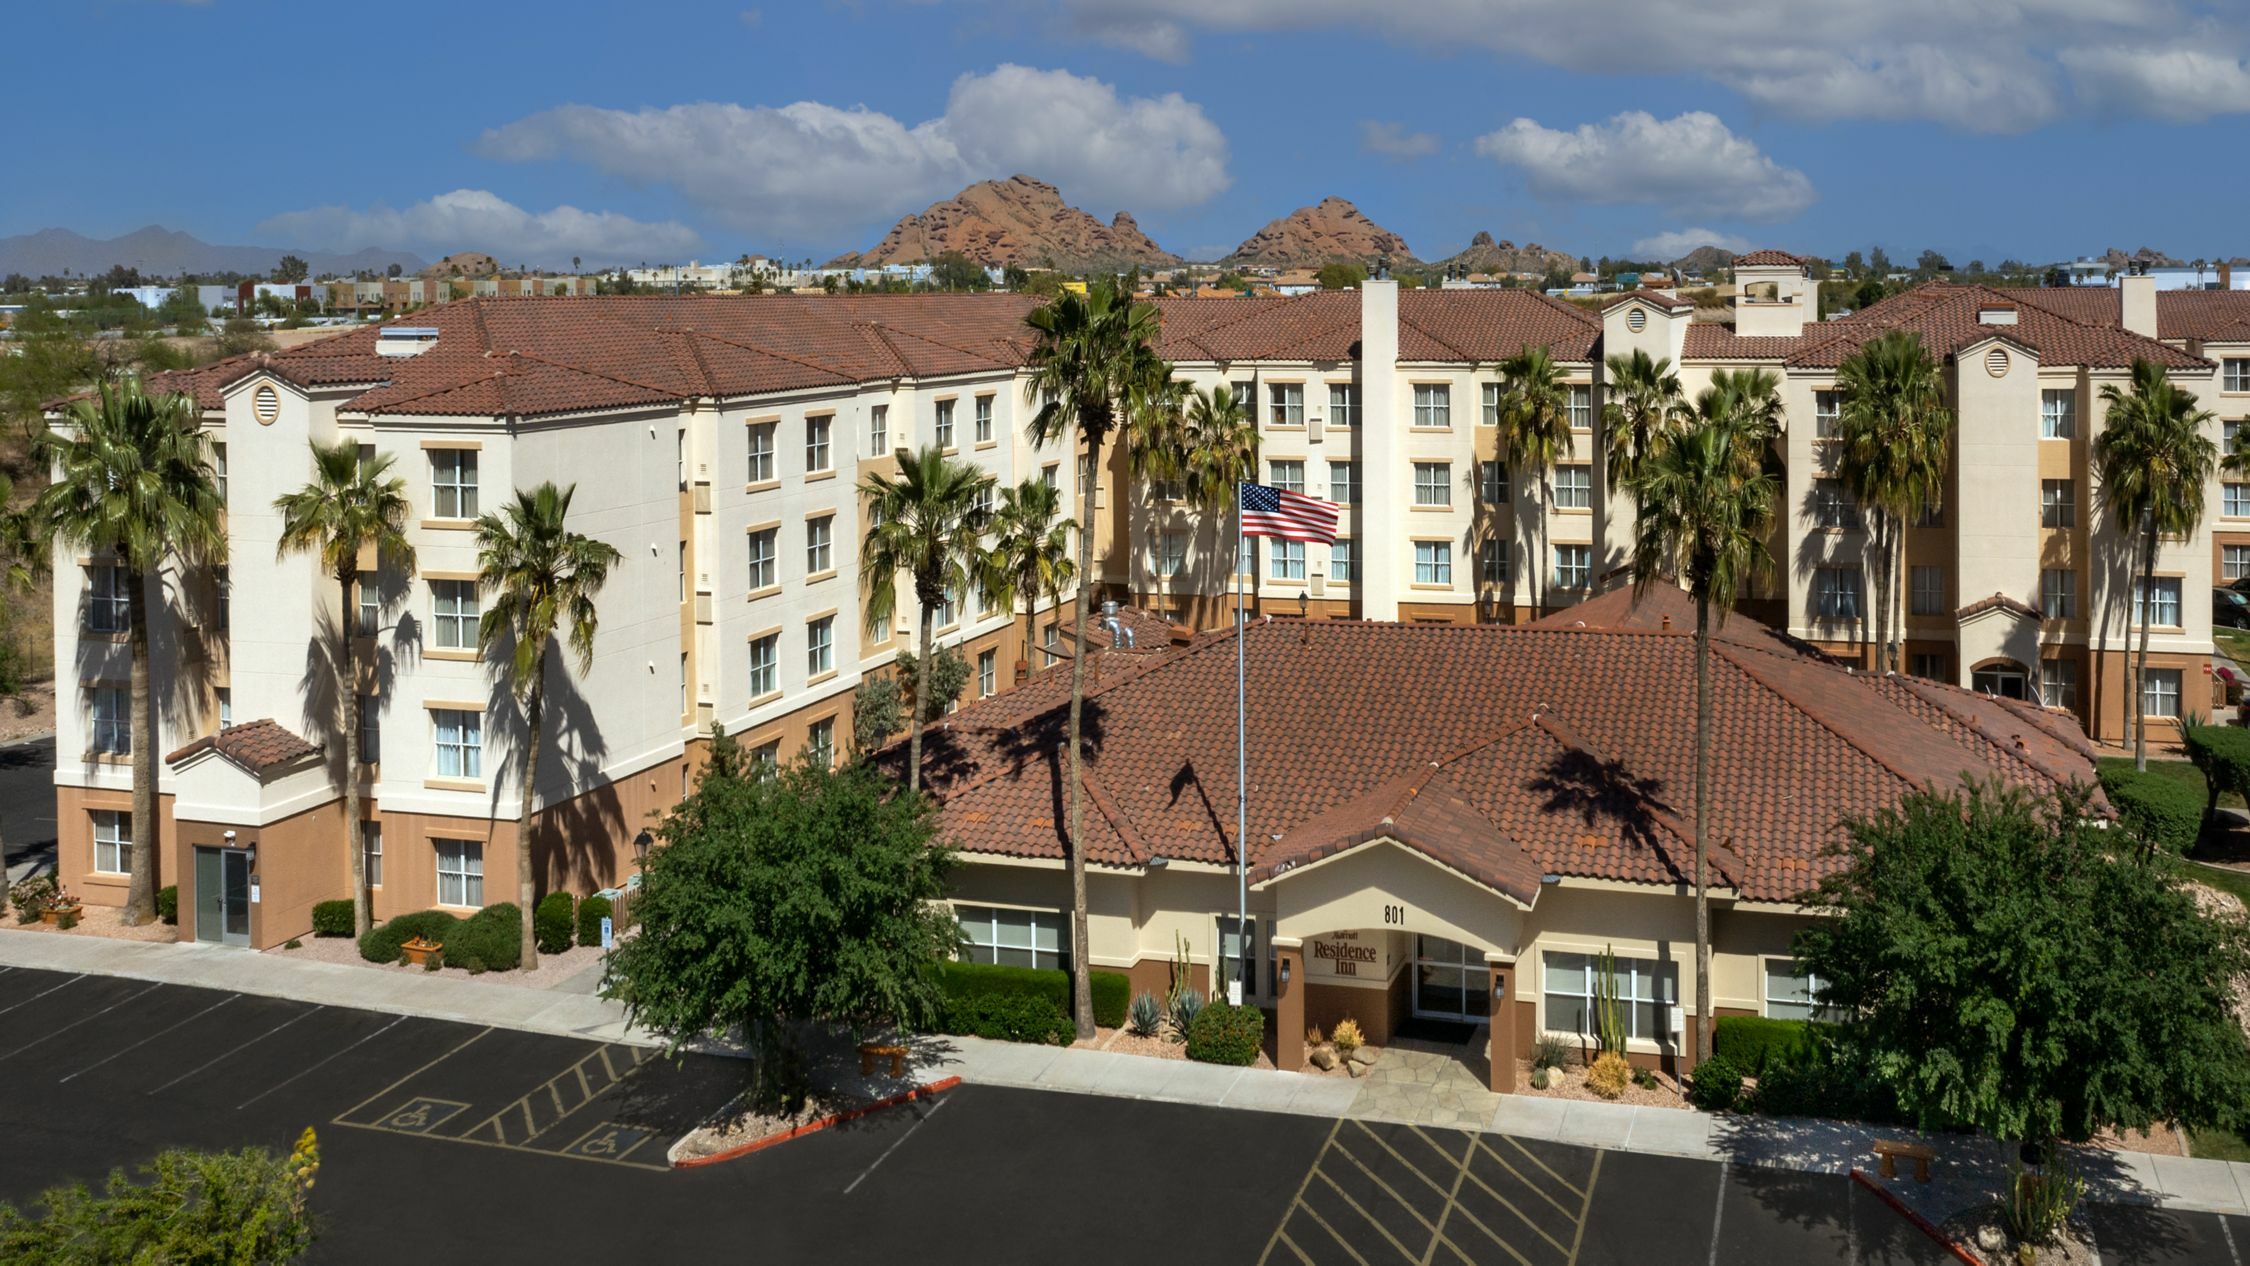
2095,358,2217,770
1133,383,1258,511
1629,398,1780,1066
1495,345,1574,615
474,483,623,970
987,478,1076,685
274,439,415,936
35,382,224,924
858,446,999,793
1023,276,1172,1041
1601,349,1684,522
1834,331,1954,674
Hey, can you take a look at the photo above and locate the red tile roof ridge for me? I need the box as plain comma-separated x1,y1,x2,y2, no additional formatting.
1602,288,1694,312
351,363,512,417
1076,759,1150,865
501,344,687,400
1522,289,1605,329
1710,642,1926,795
859,318,1020,372
676,324,858,389
849,321,914,380
665,329,723,398
1396,309,1480,362
1883,675,2099,789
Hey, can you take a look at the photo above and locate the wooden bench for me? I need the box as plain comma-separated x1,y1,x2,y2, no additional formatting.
859,1043,908,1079
1872,1139,1935,1184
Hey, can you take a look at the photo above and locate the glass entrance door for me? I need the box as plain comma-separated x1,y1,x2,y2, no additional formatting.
1411,935,1490,1021
194,847,251,947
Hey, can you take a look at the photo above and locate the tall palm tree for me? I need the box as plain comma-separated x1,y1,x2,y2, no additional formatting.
1133,383,1258,511
274,439,415,936
2095,358,2216,770
987,478,1075,685
858,446,998,793
1023,276,1172,1041
36,382,224,924
1495,345,1574,615
1600,349,1684,522
1834,331,1954,674
474,482,623,970
1629,399,1779,1066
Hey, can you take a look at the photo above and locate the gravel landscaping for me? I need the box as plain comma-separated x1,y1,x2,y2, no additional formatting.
1514,1059,1689,1109
6,904,177,943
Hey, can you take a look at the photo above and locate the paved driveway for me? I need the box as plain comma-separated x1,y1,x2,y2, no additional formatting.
0,736,55,881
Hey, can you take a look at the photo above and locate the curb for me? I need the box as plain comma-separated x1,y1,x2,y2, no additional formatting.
672,1076,962,1168
1850,1167,1982,1266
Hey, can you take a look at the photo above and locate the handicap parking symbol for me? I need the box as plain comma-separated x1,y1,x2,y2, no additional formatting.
564,1122,653,1161
381,1097,468,1134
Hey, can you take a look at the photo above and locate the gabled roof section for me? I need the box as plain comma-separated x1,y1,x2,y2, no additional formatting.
1602,288,1694,313
1734,249,1811,267
165,719,322,779
1788,282,2206,371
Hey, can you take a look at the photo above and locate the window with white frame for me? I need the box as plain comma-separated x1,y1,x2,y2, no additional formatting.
2228,545,2250,581
974,396,994,444
2134,576,2182,627
1543,950,1678,1041
86,563,128,634
750,741,780,778
1413,383,1450,428
1232,381,1255,413
2041,658,2080,709
977,650,996,698
212,441,228,502
1328,383,1357,427
1553,543,1591,589
1268,460,1304,494
1910,565,1944,615
806,516,833,575
1812,480,1858,530
1814,567,1864,619
1269,383,1304,427
363,821,382,888
2228,483,2250,518
434,838,483,907
806,717,835,769
216,687,231,730
1480,461,1507,505
1566,385,1591,430
805,415,832,473
1554,466,1592,509
2143,668,2183,718
1328,461,1358,505
1330,539,1355,583
806,616,834,676
953,903,1066,970
216,569,229,632
1271,539,1306,581
747,422,776,483
2040,389,2076,438
1481,382,1503,428
935,399,956,448
1762,960,1830,1022
1480,539,1510,584
91,809,129,874
430,449,478,519
1041,622,1059,666
89,686,129,755
932,586,956,628
2041,569,2076,619
2040,479,2076,528
1157,530,1185,578
432,580,478,650
1413,462,1451,507
749,634,779,698
1239,540,1255,578
2229,420,2246,458
359,694,379,763
748,528,777,591
358,580,379,635
869,404,888,454
432,709,482,780
1813,390,1840,438
2227,358,2250,392
1218,915,1268,998
1414,540,1452,585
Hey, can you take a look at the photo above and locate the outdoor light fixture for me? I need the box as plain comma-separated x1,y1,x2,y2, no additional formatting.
632,829,653,865
1279,957,1291,985
1493,976,1506,1000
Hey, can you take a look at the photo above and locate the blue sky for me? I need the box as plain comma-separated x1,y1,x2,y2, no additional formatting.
13,0,2250,267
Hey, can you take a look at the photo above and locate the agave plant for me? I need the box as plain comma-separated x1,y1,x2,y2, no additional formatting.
1127,992,1163,1039
1167,988,1204,1044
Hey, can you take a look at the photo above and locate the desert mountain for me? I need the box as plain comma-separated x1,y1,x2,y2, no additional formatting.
827,176,1179,271
1223,198,1417,267
0,226,422,279
1670,245,1737,275
1436,231,1576,277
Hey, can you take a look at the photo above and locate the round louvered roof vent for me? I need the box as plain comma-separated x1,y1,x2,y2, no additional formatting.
1626,307,1646,333
253,384,279,425
1985,347,2010,378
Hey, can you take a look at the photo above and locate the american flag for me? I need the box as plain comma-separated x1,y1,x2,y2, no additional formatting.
1239,482,1340,544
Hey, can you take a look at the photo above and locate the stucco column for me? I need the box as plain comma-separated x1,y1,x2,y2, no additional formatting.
1274,937,1305,1073
1486,953,1517,1093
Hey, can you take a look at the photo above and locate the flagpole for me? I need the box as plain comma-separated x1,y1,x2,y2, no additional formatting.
1234,481,1248,1008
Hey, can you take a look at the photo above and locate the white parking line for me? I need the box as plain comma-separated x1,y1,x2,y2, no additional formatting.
150,1005,323,1095
236,1013,407,1110
0,981,163,1061
1707,1161,1729,1266
0,972,80,1017
843,1094,952,1194
61,993,239,1083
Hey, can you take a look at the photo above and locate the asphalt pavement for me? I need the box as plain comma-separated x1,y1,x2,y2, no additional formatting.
0,734,55,883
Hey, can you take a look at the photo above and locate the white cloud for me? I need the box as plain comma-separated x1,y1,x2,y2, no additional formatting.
1474,112,1815,220
1630,228,1757,260
476,65,1229,238
257,190,702,269
2059,45,2250,121
1359,121,1438,160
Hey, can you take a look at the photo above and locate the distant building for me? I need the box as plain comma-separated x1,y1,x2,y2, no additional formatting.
2062,257,2249,291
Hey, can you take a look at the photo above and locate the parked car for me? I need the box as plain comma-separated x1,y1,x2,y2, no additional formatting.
2217,587,2250,629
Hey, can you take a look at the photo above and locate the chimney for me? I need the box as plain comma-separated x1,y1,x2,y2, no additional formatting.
1357,279,1401,622
2120,270,2157,338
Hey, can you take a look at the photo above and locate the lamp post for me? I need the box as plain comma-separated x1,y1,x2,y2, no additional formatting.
632,829,653,873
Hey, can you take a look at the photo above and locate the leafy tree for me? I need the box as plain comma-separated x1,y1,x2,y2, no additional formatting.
1835,330,1954,673
1002,264,1031,290
274,440,416,936
1914,249,1951,277
1868,245,1892,275
1315,261,1367,290
273,255,310,284
890,646,972,724
1842,250,1865,278
603,735,961,1090
1796,781,2250,1162
0,1128,322,1263
2096,359,2216,770
1852,279,1890,313
929,252,990,292
157,286,208,335
989,478,1076,682
1494,344,1574,614
1600,348,1684,522
475,483,623,969
1211,271,1247,291
851,675,905,756
212,317,275,359
36,384,224,923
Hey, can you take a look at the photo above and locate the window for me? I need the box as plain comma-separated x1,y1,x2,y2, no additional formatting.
362,821,382,888
869,404,889,454
806,718,835,769
215,569,230,632
2143,668,2182,718
680,651,689,714
1232,381,1255,415
216,687,231,729
2134,576,2182,627
1218,915,1265,998
1239,540,1255,579
2041,658,2080,709
1814,567,1863,619
359,694,379,763
1269,383,1304,427
1915,496,1945,529
1763,960,1829,1022
1270,539,1306,581
432,580,478,650
1553,543,1591,589
1328,461,1358,506
2230,420,2246,458
749,634,779,698
1413,462,1452,507
358,580,379,635
430,450,477,519
806,516,833,575
677,542,689,603
2229,545,2250,581
434,838,483,907
1480,461,1507,505
1553,466,1592,510
1566,385,1591,430
2041,569,2076,619
935,399,956,448
932,585,957,628
91,810,129,874
1910,652,1949,681
1150,478,1184,504
212,442,228,502
1329,539,1354,583
1481,382,1503,428
1543,950,1677,1042
1480,539,1510,584
2040,389,2075,439
89,686,129,755
1413,383,1450,428
1041,465,1059,496
1414,540,1452,585
1328,383,1357,428
954,903,1065,970
2040,480,2076,528
750,741,780,778
1041,622,1059,667
805,415,832,473
1812,480,1857,530
1910,565,1944,615
1813,390,1840,439
2228,484,2250,518
2227,358,2250,392
1157,530,1185,578
86,563,128,634
677,428,686,487
1268,460,1304,494
748,528,777,591
747,422,776,483
432,709,482,780
974,396,994,444
977,650,996,698
806,616,834,676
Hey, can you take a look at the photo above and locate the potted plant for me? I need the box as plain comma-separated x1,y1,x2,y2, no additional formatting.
41,887,83,928
400,935,443,968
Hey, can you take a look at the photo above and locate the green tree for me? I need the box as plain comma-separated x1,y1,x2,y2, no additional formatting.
1132,383,1257,511
1795,781,2250,1161
0,1128,322,1264
1315,261,1368,290
988,478,1076,682
474,483,623,970
36,383,224,924
603,734,960,1083
928,252,990,292
1600,348,1684,522
1023,275,1173,1040
2094,358,2216,770
273,440,416,936
1494,344,1574,614
271,255,310,284
1628,393,1779,1064
1834,331,1954,674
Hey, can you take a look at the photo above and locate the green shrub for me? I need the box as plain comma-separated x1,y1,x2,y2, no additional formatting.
1186,1001,1265,1066
2186,722,2250,815
575,894,613,947
931,960,1129,1030
2100,765,2203,855
941,991,1072,1044
534,892,575,955
1713,1016,1817,1076
1687,1055,1743,1112
358,910,459,964
1090,969,1127,1028
156,885,178,926
10,875,55,923
1531,1033,1572,1071
448,903,522,972
310,900,355,938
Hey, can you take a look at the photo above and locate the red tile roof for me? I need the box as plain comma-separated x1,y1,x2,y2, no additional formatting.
1602,288,1695,313
1999,286,2250,345
1706,283,2208,371
165,719,322,775
1734,249,1811,267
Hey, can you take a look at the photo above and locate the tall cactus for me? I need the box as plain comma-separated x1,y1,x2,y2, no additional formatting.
1593,945,1627,1056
